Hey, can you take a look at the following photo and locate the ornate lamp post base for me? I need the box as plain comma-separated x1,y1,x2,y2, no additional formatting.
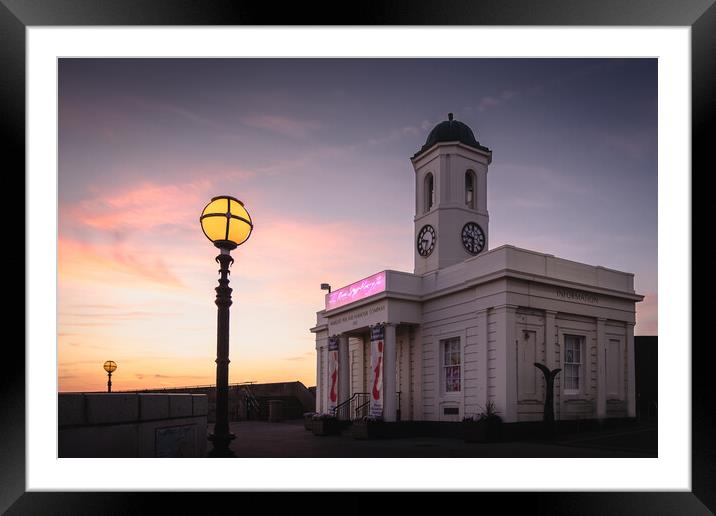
207,432,236,457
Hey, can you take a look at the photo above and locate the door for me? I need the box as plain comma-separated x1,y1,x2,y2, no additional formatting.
517,329,539,401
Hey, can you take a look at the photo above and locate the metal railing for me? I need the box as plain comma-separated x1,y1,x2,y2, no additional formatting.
353,394,371,420
241,385,262,420
332,392,402,421
113,381,258,393
332,392,369,420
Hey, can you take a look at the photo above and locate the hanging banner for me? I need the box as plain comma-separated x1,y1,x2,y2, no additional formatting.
327,337,339,414
370,325,384,418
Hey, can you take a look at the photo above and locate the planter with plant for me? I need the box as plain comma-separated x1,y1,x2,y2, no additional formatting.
311,413,341,436
463,401,503,443
303,412,316,431
352,416,386,440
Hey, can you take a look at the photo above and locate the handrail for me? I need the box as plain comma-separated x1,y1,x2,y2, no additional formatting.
332,392,366,419
332,392,359,413
351,392,401,420
352,393,370,420
354,399,370,419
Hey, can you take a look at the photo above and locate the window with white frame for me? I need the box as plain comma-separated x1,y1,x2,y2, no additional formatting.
442,337,461,393
563,334,584,393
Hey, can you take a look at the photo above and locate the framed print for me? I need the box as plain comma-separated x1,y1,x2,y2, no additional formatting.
2,0,710,513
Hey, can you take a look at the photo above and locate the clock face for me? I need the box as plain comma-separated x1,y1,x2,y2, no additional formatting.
461,222,485,255
417,225,436,257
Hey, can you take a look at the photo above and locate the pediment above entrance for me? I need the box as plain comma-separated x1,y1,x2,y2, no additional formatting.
326,298,421,335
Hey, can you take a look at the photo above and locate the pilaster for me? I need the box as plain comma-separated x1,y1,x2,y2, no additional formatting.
596,317,607,419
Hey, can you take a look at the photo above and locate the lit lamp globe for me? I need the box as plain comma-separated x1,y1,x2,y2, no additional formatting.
200,195,253,251
103,360,117,393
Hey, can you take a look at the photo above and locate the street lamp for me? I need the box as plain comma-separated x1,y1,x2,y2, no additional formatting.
200,195,253,457
320,283,331,294
103,360,117,393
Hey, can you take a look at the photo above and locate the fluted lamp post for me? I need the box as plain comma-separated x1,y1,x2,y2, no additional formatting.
103,361,117,393
200,195,253,457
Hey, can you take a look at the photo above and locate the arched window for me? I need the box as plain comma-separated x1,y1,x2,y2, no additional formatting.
425,173,435,212
465,170,476,209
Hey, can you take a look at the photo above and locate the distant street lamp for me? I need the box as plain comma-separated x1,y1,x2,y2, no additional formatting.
320,283,331,294
103,361,117,393
200,195,253,458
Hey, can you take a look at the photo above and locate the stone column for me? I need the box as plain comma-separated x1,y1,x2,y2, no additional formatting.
626,322,636,418
596,318,607,419
383,324,398,422
338,334,350,420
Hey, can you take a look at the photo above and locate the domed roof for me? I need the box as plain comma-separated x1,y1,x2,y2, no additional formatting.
413,113,490,158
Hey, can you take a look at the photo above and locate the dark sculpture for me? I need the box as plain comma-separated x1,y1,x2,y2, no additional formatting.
534,363,561,439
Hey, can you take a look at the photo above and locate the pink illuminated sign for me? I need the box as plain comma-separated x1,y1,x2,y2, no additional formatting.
325,271,386,311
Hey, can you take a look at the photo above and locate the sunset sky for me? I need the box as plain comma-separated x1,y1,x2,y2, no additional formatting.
58,58,657,392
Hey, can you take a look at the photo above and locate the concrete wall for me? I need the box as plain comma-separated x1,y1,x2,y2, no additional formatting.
130,382,315,421
59,393,208,457
248,381,316,416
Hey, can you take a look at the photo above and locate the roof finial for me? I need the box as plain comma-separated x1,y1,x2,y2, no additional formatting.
448,112,454,121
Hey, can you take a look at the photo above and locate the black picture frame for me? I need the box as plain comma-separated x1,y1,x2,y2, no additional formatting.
2,1,709,513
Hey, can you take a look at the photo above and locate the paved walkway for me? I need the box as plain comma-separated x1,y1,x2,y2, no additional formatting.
213,420,657,458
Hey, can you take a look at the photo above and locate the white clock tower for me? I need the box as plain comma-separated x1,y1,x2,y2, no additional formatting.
411,113,493,275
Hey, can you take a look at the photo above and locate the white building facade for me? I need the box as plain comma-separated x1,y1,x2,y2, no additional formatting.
310,114,643,424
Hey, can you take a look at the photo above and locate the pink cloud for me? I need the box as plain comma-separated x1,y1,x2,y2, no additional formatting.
242,114,321,139
59,237,187,290
477,89,521,112
229,217,411,306
62,170,256,234
124,97,225,131
365,125,421,146
477,96,501,111
248,218,406,273
602,130,654,160
73,181,208,232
